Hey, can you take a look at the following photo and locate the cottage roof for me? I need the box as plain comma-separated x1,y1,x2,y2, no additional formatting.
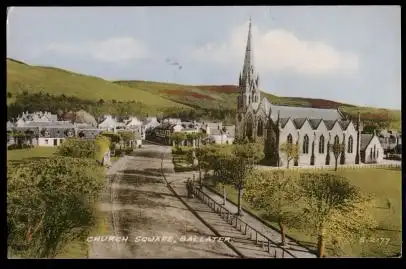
77,129,101,139
360,134,374,151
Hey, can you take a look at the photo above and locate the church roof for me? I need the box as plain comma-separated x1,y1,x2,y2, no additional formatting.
323,120,336,130
360,134,374,151
308,119,323,129
279,118,290,128
270,104,342,121
292,118,307,129
338,120,351,130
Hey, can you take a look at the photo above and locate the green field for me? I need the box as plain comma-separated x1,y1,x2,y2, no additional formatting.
207,167,401,257
7,58,401,131
7,147,58,165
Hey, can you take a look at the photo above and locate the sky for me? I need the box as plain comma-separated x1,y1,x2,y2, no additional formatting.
7,6,401,110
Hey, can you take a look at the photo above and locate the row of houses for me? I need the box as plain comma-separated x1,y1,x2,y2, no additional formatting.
7,112,152,148
149,118,236,145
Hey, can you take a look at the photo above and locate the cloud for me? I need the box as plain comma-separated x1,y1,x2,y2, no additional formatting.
44,37,151,63
191,21,359,75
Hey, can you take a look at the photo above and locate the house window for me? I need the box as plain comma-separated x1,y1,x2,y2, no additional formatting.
287,134,293,144
45,139,49,145
374,145,376,158
257,120,263,137
303,135,309,154
370,148,373,159
319,135,325,154
347,136,353,153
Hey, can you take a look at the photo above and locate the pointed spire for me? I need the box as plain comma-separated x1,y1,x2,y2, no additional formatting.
243,18,253,77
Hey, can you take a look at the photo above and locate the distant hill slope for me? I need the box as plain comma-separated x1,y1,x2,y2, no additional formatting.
6,58,401,131
6,58,186,110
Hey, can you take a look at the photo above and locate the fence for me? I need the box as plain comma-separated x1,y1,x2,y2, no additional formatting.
258,163,401,171
192,185,296,258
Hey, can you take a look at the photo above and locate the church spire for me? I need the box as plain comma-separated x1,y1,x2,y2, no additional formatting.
243,17,253,76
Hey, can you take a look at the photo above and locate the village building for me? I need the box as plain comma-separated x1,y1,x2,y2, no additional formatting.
378,129,402,154
235,19,369,166
98,115,119,132
75,123,102,139
153,122,183,145
360,133,384,163
143,117,160,132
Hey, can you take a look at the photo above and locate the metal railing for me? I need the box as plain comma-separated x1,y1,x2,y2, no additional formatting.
192,185,296,258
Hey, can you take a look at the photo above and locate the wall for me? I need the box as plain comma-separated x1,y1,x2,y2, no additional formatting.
38,137,63,147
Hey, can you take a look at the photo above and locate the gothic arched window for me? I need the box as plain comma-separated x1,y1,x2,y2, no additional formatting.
257,119,263,137
319,135,325,154
334,135,340,145
303,135,309,154
287,134,293,144
347,136,353,153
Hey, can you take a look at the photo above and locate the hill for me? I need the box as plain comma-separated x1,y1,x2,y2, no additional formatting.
6,58,401,131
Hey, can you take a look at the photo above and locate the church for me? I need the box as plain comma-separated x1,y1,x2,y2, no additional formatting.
235,19,362,167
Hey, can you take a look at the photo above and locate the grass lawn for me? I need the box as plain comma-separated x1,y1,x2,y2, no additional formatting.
208,167,402,257
7,147,57,164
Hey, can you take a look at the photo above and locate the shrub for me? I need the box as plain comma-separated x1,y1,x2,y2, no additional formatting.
7,157,105,258
94,135,111,163
55,138,97,159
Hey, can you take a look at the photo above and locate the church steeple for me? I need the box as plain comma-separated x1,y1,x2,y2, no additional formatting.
237,17,260,113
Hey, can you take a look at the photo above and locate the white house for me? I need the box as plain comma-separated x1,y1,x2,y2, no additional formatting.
126,116,142,127
360,133,384,163
98,115,118,132
207,128,234,145
143,117,160,132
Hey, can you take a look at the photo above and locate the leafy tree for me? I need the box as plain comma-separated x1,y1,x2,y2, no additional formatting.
280,142,299,168
220,154,255,215
244,170,300,245
56,138,97,160
298,173,377,257
7,157,105,258
118,131,135,148
170,132,187,147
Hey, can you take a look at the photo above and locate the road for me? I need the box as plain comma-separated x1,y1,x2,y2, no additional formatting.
90,144,238,258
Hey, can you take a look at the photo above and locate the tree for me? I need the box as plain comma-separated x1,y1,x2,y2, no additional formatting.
100,132,121,155
118,131,135,148
170,132,186,147
331,143,344,171
74,110,97,127
7,157,105,258
221,154,255,216
244,170,300,245
298,173,377,258
280,142,299,168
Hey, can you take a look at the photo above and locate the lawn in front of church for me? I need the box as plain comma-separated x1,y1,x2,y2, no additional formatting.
208,167,401,257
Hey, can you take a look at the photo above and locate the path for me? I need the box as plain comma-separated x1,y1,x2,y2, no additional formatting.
90,144,238,258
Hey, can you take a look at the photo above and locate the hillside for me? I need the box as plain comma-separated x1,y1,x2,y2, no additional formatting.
6,58,401,131
6,58,186,111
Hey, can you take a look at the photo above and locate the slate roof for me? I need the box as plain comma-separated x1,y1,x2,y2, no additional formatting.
39,127,76,138
77,129,101,139
360,134,374,151
308,119,323,129
338,120,351,130
263,96,342,121
15,127,41,136
292,118,307,129
279,118,290,128
22,121,75,128
323,120,336,130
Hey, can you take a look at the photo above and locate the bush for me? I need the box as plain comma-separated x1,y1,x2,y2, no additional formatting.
56,138,97,159
94,135,111,163
7,157,105,258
